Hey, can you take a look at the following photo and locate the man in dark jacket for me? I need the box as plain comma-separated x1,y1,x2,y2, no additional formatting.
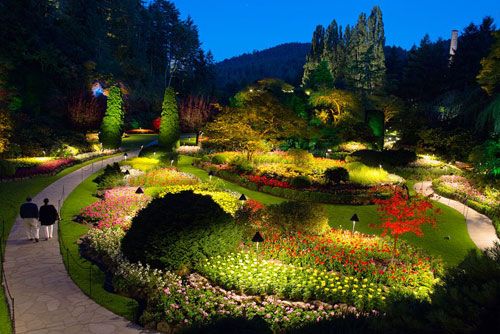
20,196,40,242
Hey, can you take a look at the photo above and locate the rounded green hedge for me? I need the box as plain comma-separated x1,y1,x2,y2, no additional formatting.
121,191,242,271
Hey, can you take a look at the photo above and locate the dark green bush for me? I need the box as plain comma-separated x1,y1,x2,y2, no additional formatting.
324,167,349,184
211,154,229,165
121,191,242,271
264,201,329,235
347,149,417,167
0,159,16,178
290,175,312,188
93,163,124,189
158,87,179,150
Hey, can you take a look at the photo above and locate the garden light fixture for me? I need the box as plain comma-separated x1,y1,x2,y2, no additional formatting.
135,187,144,195
124,152,128,160
239,194,247,207
170,155,175,166
350,213,359,234
402,184,410,199
252,231,264,253
208,170,214,181
124,170,130,176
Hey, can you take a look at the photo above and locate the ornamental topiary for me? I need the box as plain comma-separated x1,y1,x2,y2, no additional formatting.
99,86,124,149
121,191,242,271
324,167,349,184
158,87,179,150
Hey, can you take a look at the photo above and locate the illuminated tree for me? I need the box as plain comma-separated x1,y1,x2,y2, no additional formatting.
203,92,307,160
99,86,124,149
309,88,363,125
477,31,500,96
158,87,179,149
371,189,440,254
67,92,104,131
178,95,217,145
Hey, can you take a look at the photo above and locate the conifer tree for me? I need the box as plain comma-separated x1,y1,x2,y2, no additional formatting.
99,86,124,149
158,87,180,149
309,61,334,89
302,25,325,85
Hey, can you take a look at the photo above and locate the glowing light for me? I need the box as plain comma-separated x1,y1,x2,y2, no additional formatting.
92,82,106,97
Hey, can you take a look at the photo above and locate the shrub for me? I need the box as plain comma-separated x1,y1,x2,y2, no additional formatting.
93,163,125,189
0,159,16,178
347,149,416,167
290,175,312,188
158,87,180,150
324,167,349,184
121,191,242,271
120,157,159,172
347,162,403,186
288,148,314,167
264,201,329,235
99,86,124,149
211,154,229,165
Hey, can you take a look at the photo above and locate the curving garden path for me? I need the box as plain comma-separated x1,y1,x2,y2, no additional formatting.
3,151,154,334
414,181,500,251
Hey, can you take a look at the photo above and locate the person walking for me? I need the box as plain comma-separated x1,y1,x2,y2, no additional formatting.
39,198,58,240
20,196,40,242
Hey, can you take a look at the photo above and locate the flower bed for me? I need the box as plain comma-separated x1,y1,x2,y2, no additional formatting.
14,158,77,178
79,187,151,230
77,175,440,332
129,168,199,187
433,175,500,235
197,252,387,310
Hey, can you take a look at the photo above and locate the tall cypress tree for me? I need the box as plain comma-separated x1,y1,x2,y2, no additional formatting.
367,6,386,92
158,87,179,149
99,86,124,149
302,25,325,85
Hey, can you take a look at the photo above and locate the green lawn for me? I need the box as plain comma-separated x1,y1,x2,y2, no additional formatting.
58,172,139,321
177,155,478,267
0,134,155,334
121,134,158,152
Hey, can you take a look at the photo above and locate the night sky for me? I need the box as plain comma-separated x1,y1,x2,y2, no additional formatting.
164,0,500,61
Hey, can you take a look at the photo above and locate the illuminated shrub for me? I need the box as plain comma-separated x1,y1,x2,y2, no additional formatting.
288,148,314,167
264,201,329,235
121,191,242,271
99,86,124,149
93,163,124,190
211,153,229,165
158,87,179,150
324,167,349,184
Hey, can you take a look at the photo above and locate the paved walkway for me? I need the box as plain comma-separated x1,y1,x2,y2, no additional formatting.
414,181,500,251
3,151,153,333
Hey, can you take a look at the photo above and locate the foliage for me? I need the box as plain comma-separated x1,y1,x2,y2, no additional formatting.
477,30,500,96
372,190,440,253
324,167,349,184
128,168,199,188
302,6,385,92
290,175,313,188
0,108,12,153
307,61,334,89
80,187,151,230
425,246,500,333
178,95,217,143
0,159,15,178
14,158,77,178
264,201,330,235
121,191,242,271
365,110,384,150
347,149,417,167
203,92,308,160
99,86,124,149
309,89,363,126
67,93,105,131
159,87,180,150
93,163,124,190
476,94,500,135
346,162,403,186
120,157,161,172
288,148,314,168
416,128,478,161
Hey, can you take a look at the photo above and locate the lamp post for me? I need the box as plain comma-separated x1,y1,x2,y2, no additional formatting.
208,170,214,181
350,214,359,235
124,170,130,183
153,151,156,157
252,231,264,252
135,187,144,196
124,152,128,161
170,155,175,167
239,194,247,208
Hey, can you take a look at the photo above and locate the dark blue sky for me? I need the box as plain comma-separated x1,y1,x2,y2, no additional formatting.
166,0,500,61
